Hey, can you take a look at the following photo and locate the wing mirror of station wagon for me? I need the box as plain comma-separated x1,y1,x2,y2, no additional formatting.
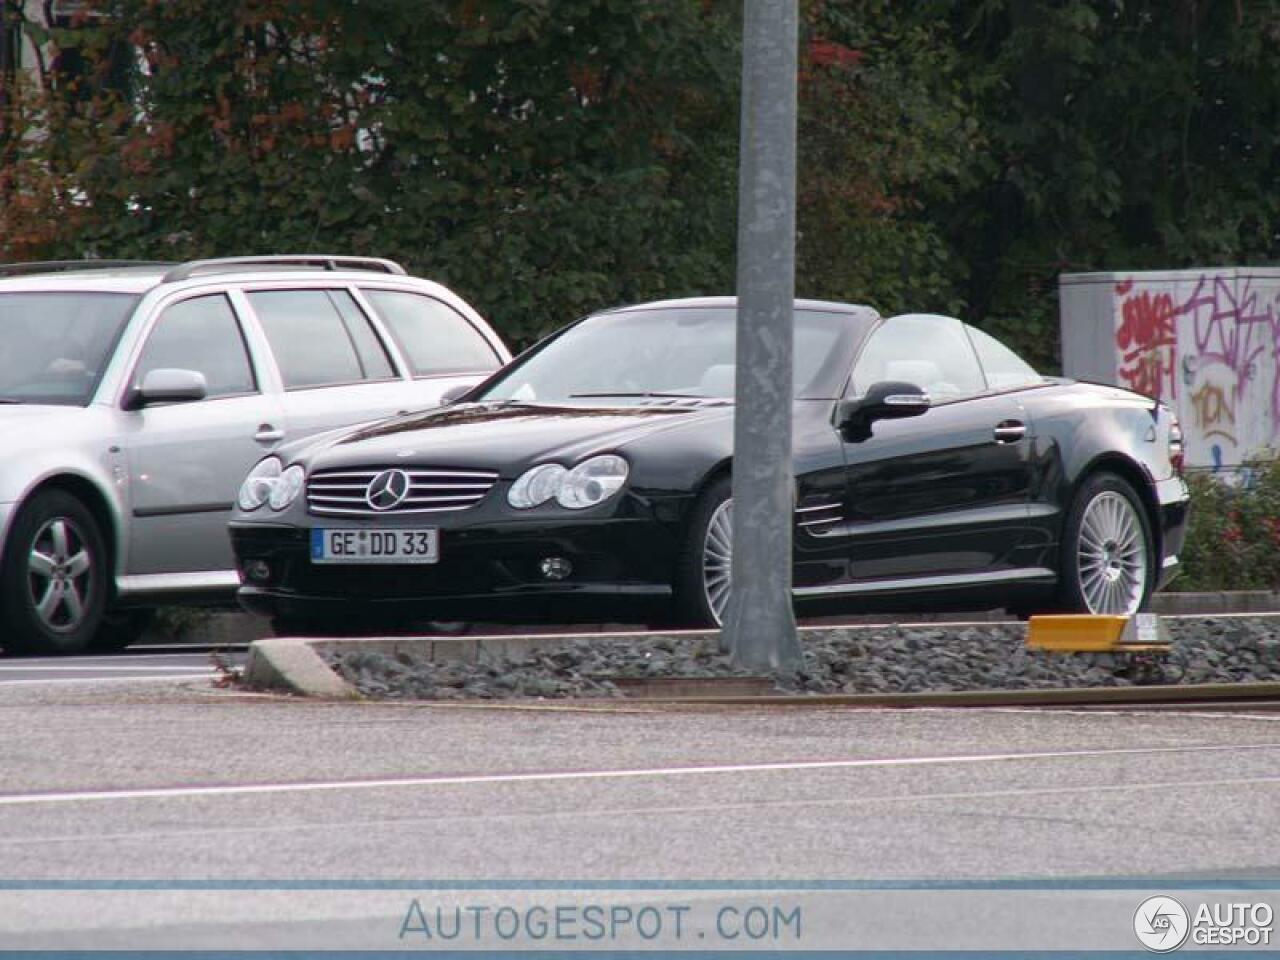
128,368,208,409
838,380,931,442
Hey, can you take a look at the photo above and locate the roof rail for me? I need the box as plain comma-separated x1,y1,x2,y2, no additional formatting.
0,259,173,278
162,255,407,283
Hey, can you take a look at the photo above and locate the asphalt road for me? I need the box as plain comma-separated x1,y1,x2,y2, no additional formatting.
3,673,1279,947
1,676,1278,883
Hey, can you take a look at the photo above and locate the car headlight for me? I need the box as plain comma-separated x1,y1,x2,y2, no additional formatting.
557,455,629,509
237,457,282,511
507,455,629,510
269,464,305,511
508,463,568,509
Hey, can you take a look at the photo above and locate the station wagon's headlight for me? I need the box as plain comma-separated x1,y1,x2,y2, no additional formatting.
508,463,568,509
237,458,281,511
557,455,629,509
269,465,305,511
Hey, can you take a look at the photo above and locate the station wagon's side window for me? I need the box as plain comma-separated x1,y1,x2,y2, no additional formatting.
361,289,501,377
248,289,395,389
133,294,256,398
965,324,1042,391
851,314,985,403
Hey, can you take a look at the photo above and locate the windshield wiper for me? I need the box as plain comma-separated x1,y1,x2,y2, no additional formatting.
569,392,707,399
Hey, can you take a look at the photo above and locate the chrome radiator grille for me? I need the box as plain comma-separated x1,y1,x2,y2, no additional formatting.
306,466,499,517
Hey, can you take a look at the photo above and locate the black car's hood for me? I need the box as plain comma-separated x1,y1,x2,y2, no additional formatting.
307,401,732,475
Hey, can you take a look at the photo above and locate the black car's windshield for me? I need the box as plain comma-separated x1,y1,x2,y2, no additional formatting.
0,292,139,405
478,306,872,404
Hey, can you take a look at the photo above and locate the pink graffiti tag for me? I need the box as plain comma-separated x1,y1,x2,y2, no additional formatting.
1183,275,1271,402
1115,279,1178,401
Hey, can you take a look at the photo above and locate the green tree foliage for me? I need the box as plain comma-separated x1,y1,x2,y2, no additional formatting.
892,0,1280,370
10,0,745,346
4,1,1278,361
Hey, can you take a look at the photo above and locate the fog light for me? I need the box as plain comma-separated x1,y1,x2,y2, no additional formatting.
538,556,572,581
245,560,271,583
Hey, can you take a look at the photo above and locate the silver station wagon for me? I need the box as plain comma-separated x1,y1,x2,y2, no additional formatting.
0,256,510,654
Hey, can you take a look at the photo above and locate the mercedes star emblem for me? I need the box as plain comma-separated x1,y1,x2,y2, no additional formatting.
365,469,411,511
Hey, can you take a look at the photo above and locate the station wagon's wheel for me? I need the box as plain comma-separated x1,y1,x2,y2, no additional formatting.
1059,473,1154,616
0,490,107,655
673,474,733,627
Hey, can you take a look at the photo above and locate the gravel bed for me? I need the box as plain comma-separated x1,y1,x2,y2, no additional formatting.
329,617,1280,701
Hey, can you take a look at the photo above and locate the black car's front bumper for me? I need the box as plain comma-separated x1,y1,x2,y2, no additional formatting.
230,516,682,625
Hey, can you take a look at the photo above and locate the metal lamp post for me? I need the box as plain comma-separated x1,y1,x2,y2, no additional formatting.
722,0,802,670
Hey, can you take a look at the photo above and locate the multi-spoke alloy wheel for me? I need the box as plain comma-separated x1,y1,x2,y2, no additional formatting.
1061,474,1153,616
701,498,734,625
1,490,106,654
672,474,734,627
28,517,95,634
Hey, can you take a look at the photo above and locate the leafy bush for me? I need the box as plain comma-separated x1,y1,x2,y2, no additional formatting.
1175,460,1280,592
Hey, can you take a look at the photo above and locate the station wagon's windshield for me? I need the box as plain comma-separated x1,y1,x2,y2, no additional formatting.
479,306,873,404
0,292,139,405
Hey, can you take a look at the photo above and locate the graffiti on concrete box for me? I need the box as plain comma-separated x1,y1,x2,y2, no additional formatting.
1111,271,1280,471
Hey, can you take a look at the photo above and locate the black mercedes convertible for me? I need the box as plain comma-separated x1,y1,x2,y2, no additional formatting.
229,298,1190,632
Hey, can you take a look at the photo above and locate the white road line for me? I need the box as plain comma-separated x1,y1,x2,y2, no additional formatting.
0,660,216,665
6,772,1279,849
0,674,213,688
0,665,215,673
0,741,1276,808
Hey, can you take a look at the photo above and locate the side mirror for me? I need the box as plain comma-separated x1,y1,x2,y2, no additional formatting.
439,384,472,406
838,380,930,441
130,368,208,409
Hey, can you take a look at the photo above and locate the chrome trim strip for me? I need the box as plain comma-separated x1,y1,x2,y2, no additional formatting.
307,504,481,516
312,469,498,480
116,571,240,596
798,516,843,528
793,566,1055,598
814,502,1056,540
884,393,930,406
795,503,842,514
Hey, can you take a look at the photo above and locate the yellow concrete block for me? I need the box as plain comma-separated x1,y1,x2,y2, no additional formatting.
1026,615,1129,652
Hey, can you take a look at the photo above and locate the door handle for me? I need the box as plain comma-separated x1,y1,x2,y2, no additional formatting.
993,421,1026,444
254,424,285,443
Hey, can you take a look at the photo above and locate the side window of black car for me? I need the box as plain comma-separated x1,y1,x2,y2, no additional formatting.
134,294,257,398
851,314,985,403
966,324,1042,391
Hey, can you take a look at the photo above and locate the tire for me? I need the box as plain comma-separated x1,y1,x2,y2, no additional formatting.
1,490,108,655
1057,472,1155,615
91,608,156,652
672,475,733,627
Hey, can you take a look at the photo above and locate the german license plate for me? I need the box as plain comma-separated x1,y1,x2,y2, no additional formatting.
310,528,439,564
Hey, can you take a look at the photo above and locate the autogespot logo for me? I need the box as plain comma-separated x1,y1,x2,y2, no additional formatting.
366,469,411,511
1134,895,1190,952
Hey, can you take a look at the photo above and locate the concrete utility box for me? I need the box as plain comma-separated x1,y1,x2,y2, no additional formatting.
1060,268,1280,471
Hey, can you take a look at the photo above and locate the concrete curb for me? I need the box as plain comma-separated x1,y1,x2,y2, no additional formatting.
243,637,362,699
1150,591,1280,615
244,613,1280,701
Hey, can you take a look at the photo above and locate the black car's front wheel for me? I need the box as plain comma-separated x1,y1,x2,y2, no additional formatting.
673,475,734,627
1059,472,1154,615
1,490,108,655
